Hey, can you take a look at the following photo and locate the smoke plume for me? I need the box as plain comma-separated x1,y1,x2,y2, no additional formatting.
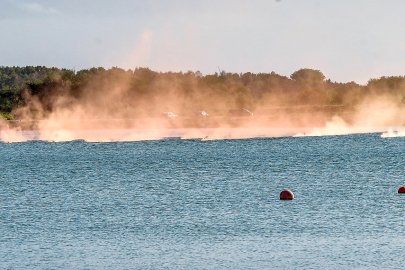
1,68,404,142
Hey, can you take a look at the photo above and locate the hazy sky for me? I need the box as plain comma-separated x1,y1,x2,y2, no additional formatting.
1,0,405,83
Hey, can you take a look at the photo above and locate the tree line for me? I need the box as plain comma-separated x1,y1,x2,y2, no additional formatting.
1,66,405,120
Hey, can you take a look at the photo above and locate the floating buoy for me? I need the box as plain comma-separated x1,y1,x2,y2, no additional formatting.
398,186,405,193
280,189,294,200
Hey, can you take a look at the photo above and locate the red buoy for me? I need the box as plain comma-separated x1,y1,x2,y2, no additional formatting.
280,189,294,200
398,186,405,193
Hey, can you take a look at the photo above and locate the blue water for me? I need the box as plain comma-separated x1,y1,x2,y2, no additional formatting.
1,134,404,269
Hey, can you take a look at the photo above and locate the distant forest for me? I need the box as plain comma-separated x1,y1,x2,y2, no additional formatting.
1,66,405,121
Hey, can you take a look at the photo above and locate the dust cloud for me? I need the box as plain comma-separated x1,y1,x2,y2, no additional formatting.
1,69,404,142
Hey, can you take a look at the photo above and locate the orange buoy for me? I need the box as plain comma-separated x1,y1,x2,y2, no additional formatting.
398,186,405,193
280,189,294,200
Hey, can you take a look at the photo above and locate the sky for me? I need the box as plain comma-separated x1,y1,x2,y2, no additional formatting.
1,0,405,84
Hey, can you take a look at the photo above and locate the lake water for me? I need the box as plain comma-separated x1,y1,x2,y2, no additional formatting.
1,134,404,269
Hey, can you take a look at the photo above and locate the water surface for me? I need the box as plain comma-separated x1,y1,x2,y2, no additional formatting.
1,134,404,269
